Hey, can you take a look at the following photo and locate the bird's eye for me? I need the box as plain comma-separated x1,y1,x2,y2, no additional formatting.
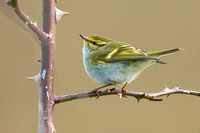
92,42,97,45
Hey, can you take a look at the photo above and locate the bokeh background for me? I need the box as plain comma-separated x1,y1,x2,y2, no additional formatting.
0,0,200,133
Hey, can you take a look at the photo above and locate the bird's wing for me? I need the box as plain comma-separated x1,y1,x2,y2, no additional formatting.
90,42,160,64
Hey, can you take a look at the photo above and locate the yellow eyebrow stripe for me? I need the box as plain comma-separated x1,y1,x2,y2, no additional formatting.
88,38,107,45
105,48,118,59
97,42,107,45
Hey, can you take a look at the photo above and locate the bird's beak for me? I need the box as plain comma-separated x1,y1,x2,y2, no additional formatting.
80,34,88,41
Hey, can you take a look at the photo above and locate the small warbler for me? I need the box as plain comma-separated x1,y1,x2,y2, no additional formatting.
80,34,182,94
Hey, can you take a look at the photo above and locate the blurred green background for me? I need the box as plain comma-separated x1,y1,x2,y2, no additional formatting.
0,0,200,133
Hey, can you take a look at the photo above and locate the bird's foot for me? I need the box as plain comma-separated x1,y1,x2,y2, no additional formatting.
121,82,128,98
91,84,112,99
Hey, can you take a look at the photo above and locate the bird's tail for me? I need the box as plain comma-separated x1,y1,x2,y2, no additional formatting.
147,48,183,57
147,48,183,64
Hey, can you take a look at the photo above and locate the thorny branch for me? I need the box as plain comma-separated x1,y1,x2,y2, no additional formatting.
2,0,200,133
55,85,200,104
6,0,48,40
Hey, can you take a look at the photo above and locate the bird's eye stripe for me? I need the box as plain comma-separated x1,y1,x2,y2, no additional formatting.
88,38,107,46
98,42,107,45
91,41,107,46
92,42,97,45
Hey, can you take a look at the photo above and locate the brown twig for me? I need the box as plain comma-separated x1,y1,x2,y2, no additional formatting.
2,0,68,133
6,0,48,40
55,85,200,104
38,0,57,133
2,1,200,133
5,0,57,132
148,84,200,97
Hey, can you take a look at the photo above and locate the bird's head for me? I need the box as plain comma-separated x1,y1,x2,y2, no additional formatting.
80,34,112,51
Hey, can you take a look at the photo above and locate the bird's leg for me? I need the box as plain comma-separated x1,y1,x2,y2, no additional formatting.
121,82,127,94
91,84,112,98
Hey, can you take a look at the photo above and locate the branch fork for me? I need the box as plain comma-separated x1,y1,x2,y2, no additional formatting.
6,0,69,41
2,1,200,133
6,0,48,40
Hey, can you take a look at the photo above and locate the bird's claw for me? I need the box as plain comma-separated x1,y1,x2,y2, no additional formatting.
121,82,128,98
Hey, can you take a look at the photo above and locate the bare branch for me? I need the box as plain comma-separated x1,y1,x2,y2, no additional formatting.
55,85,200,104
38,0,57,132
148,84,200,97
2,0,48,40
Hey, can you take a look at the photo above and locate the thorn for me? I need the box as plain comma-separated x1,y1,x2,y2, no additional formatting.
27,73,41,86
55,8,70,23
33,20,37,26
37,57,41,62
109,88,115,92
117,93,123,99
52,124,56,133
50,123,56,133
164,84,167,88
136,97,142,102
164,87,170,92
163,84,170,92
174,84,180,90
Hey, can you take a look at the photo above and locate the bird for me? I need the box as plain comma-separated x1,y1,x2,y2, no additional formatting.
80,34,182,95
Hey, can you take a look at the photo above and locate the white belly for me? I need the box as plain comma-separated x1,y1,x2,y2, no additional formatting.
83,45,155,86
